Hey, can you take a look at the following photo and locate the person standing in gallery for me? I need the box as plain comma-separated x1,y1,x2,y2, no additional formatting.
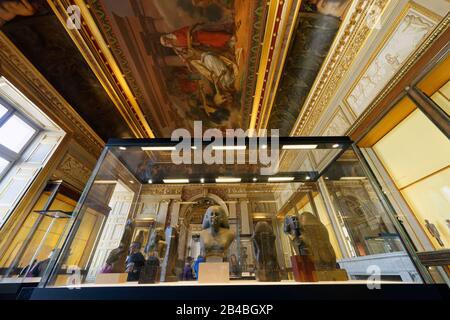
182,256,195,281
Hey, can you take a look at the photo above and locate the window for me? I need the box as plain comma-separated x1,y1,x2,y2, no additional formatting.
372,108,450,250
0,97,39,180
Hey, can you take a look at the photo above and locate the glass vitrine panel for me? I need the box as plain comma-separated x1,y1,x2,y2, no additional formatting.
44,138,426,288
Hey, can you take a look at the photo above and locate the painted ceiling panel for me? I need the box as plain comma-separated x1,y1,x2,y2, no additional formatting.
267,1,348,136
89,0,267,136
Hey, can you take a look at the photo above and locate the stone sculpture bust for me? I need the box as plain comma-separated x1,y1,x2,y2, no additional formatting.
252,221,281,282
199,206,235,262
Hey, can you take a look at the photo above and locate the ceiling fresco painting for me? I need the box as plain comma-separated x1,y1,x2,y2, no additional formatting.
0,0,356,139
89,0,267,135
267,0,350,136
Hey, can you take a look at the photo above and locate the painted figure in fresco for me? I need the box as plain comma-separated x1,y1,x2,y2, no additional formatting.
252,222,281,282
0,0,37,26
302,0,349,18
425,220,444,247
199,205,235,262
160,24,234,51
160,21,238,116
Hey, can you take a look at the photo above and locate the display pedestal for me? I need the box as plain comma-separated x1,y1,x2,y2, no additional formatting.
291,255,317,282
95,273,128,284
314,269,348,281
198,262,229,283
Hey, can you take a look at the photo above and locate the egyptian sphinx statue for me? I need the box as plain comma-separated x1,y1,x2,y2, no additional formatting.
284,212,337,271
199,206,235,262
104,219,134,273
144,227,167,259
252,221,281,282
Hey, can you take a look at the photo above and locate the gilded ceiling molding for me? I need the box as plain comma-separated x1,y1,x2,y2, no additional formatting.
0,32,103,156
48,0,155,138
291,0,391,136
347,12,449,135
249,0,301,132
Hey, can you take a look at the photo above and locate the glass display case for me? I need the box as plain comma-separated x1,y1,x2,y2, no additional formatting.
40,137,428,288
0,181,80,285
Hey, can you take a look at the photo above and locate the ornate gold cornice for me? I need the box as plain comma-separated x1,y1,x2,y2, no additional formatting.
291,0,391,136
249,0,302,132
48,0,155,138
249,0,302,130
0,32,104,156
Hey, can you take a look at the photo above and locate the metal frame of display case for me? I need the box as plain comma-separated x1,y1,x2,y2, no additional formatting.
105,136,353,184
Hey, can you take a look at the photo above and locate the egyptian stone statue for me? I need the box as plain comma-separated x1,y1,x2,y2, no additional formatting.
144,227,167,259
284,214,310,256
200,206,235,262
104,219,135,273
285,212,337,271
160,226,179,282
252,222,281,282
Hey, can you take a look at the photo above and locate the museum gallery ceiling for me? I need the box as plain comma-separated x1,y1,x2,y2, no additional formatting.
0,0,351,139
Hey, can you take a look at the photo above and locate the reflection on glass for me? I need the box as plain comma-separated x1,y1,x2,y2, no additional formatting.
0,182,79,284
320,150,422,282
430,80,450,116
0,157,10,174
44,141,424,288
372,109,450,251
0,115,36,153
0,103,7,118
416,53,450,116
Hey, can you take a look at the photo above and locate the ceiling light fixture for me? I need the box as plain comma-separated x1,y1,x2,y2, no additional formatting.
141,146,176,151
268,177,295,182
212,145,246,150
332,144,340,148
119,146,127,150
200,178,205,183
340,177,367,180
148,179,152,184
282,144,318,150
252,177,257,182
216,177,241,183
163,179,189,184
